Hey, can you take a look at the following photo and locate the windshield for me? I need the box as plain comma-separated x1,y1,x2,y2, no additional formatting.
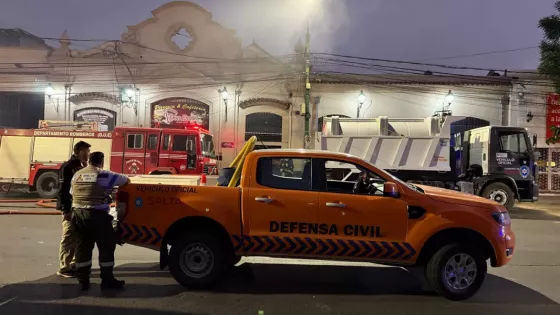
201,134,216,158
499,131,531,155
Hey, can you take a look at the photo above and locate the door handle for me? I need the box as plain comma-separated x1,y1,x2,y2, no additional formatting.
255,197,273,203
326,202,346,208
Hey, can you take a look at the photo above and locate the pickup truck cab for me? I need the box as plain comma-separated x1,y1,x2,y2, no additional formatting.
116,149,515,301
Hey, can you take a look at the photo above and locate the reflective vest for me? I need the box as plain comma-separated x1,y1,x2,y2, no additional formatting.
71,165,107,209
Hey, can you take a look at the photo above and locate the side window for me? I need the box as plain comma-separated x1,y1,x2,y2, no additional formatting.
324,159,384,195
162,134,170,150
172,135,187,151
126,134,143,149
256,157,312,191
519,135,528,154
147,134,158,150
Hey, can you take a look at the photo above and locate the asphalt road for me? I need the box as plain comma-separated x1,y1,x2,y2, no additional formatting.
0,199,559,315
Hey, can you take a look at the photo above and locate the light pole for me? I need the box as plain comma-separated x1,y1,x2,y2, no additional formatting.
220,86,229,122
357,90,366,118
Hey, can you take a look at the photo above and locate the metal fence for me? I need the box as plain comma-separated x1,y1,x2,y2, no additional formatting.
536,148,560,192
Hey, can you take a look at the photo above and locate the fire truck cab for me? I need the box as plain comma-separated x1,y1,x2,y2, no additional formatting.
110,127,217,176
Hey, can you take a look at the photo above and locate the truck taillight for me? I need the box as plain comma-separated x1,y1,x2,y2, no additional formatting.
116,191,129,222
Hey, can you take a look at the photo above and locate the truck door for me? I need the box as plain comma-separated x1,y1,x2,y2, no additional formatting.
169,133,197,174
145,132,160,173
158,132,171,169
243,156,319,256
123,132,146,175
316,158,410,262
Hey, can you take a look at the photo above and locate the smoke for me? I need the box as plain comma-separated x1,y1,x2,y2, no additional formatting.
212,0,350,55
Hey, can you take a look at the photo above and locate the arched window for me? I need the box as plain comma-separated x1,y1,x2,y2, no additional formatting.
245,112,282,142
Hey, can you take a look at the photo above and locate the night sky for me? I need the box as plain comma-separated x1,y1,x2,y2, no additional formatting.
0,0,555,70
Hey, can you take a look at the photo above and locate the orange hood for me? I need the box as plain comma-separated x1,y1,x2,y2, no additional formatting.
416,185,499,210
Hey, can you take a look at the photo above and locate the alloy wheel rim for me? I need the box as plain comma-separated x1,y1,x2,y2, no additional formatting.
443,253,477,290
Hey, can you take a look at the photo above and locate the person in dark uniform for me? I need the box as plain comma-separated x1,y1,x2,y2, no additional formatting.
56,141,90,278
70,151,130,291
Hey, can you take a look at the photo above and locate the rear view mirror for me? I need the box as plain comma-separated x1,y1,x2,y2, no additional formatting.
383,182,400,198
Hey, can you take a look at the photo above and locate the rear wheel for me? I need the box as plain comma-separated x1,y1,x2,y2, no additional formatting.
168,232,229,289
482,182,515,210
426,243,487,301
35,171,58,199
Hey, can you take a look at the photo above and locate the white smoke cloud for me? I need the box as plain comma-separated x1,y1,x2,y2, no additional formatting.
211,0,350,55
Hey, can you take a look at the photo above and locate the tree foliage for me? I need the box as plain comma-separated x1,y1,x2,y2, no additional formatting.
546,125,560,145
539,1,560,145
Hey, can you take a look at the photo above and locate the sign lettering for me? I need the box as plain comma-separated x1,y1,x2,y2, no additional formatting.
147,197,183,206
135,185,197,193
269,221,382,238
546,93,560,139
150,97,210,130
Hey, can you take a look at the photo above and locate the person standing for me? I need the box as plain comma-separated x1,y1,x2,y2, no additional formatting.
70,151,130,291
56,141,91,278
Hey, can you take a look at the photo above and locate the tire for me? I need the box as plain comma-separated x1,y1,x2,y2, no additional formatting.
168,232,229,289
426,243,487,301
231,255,242,266
35,171,59,199
482,182,515,210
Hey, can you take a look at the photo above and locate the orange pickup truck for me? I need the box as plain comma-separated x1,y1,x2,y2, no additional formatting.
115,149,515,301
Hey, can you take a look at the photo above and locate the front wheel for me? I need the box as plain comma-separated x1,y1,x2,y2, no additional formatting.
482,182,515,210
425,243,487,301
168,232,229,289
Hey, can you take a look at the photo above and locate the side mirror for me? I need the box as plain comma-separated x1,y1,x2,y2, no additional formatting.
383,182,400,198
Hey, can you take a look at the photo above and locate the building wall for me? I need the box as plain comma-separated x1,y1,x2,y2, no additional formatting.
311,84,508,134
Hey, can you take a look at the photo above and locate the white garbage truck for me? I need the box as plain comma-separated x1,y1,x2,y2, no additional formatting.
315,116,538,210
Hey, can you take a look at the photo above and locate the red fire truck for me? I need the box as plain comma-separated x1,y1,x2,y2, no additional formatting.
0,124,216,198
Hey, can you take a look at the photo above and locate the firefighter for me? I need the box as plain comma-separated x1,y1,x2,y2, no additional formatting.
70,151,130,291
56,141,91,278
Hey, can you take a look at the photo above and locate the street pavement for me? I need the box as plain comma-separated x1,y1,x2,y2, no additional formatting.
0,196,559,315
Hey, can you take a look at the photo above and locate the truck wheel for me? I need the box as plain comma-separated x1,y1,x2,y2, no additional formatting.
426,243,487,301
482,182,515,210
35,172,59,199
168,232,229,289
231,255,242,266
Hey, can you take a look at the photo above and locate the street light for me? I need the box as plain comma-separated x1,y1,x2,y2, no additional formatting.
221,86,229,100
445,90,454,105
357,90,366,118
45,83,54,99
358,90,366,104
220,86,229,122
125,86,135,100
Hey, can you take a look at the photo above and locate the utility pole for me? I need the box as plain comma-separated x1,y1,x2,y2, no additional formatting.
303,26,311,148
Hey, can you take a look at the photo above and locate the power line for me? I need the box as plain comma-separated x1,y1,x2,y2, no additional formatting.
413,46,539,62
312,52,544,75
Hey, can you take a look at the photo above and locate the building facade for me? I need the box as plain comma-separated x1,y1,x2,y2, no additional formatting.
0,1,558,190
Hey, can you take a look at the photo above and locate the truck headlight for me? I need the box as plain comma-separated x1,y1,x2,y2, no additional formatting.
492,211,511,226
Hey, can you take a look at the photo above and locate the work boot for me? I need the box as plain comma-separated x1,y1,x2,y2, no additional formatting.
101,278,125,290
79,280,90,291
